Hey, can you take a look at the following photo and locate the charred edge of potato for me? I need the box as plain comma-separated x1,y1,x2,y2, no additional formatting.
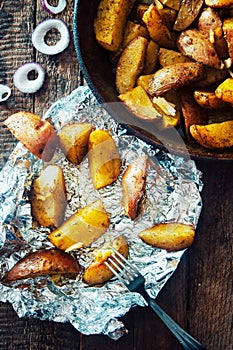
3,249,80,283
83,235,129,286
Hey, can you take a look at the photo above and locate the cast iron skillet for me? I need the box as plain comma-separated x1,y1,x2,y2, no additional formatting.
73,0,233,161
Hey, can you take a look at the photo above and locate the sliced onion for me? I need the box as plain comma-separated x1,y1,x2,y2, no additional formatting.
32,19,70,55
41,0,66,14
13,63,45,93
0,84,11,102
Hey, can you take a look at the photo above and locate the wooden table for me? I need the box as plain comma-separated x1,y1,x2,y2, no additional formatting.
0,1,232,349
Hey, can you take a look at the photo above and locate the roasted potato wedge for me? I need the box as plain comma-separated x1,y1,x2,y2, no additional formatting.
158,48,192,67
48,200,110,252
94,0,136,52
223,18,233,62
205,0,233,7
83,235,129,285
30,165,67,228
58,122,92,165
142,4,175,49
144,40,159,75
138,223,195,251
3,249,80,283
215,78,233,104
173,0,204,31
122,155,148,220
119,85,162,121
180,89,208,141
4,111,57,161
194,89,231,108
147,62,206,96
159,0,181,11
190,120,233,149
193,66,228,87
177,29,223,69
116,36,148,94
88,129,121,189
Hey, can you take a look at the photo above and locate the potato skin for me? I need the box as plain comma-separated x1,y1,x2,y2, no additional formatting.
138,223,195,251
58,122,92,165
3,249,80,283
193,90,230,109
177,29,222,69
4,111,57,161
173,0,204,31
30,165,67,228
88,130,121,189
94,0,136,52
83,235,129,285
147,62,206,96
190,120,233,149
116,36,148,94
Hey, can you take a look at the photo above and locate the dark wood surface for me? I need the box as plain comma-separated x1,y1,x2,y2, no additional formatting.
0,1,232,349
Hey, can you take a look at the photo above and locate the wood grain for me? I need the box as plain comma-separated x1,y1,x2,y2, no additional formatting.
0,0,232,349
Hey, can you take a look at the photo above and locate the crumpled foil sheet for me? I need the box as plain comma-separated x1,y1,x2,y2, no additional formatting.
0,86,203,339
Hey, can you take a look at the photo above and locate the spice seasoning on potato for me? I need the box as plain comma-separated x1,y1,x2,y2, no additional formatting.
3,249,80,283
194,90,231,109
138,223,195,251
30,165,67,228
215,78,233,104
48,200,110,251
4,111,57,161
88,129,121,189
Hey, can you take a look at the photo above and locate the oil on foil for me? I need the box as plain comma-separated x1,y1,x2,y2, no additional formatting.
0,86,203,339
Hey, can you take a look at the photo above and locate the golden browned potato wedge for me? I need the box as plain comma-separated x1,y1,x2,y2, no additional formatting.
4,111,57,161
180,89,208,141
158,48,192,67
142,4,176,49
215,78,233,104
83,235,129,285
152,90,181,128
194,89,231,109
138,223,195,251
136,4,149,26
118,86,162,120
193,66,228,87
122,155,148,220
173,0,204,31
88,130,121,189
197,7,228,60
190,120,233,149
48,200,110,252
58,122,92,165
144,40,159,75
94,0,136,52
147,62,206,96
223,18,233,62
177,29,223,69
205,0,233,7
159,0,181,11
110,21,149,63
30,165,67,228
116,36,149,94
3,249,80,283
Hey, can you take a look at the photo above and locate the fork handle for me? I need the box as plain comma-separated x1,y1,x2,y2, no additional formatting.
144,294,207,350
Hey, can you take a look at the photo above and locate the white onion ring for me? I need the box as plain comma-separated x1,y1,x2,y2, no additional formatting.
32,19,70,55
41,0,66,14
13,63,45,93
0,84,11,102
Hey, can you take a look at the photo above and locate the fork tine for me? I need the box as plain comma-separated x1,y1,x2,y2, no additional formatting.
111,247,139,275
104,260,126,285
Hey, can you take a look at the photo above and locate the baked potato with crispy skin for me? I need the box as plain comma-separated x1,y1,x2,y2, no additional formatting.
30,165,67,228
147,62,206,96
116,36,149,94
138,223,195,251
83,235,129,285
58,122,92,165
4,111,57,161
94,0,136,52
88,129,121,190
48,200,110,252
194,90,231,109
215,78,233,104
190,120,233,149
173,0,204,31
122,155,148,220
3,249,80,283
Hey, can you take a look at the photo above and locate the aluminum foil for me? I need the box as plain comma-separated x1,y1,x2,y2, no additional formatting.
0,86,203,339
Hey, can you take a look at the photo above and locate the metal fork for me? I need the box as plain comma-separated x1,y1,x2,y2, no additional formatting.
105,248,207,350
